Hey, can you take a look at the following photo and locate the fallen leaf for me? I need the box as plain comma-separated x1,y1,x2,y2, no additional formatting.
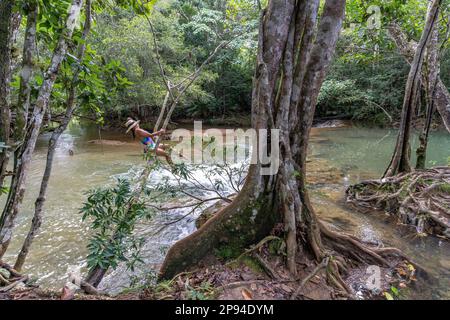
383,292,394,300
396,268,407,276
60,286,75,300
390,286,399,296
241,288,253,300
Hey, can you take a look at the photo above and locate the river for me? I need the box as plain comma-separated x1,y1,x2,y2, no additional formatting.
0,124,449,298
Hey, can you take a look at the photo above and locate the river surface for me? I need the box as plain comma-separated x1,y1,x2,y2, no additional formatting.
0,124,449,298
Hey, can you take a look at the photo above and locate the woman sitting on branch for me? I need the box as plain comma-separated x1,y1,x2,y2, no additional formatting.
125,118,172,164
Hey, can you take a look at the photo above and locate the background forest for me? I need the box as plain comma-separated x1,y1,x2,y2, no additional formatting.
7,0,449,128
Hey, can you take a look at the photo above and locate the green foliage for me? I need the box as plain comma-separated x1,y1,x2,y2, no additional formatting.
215,243,241,260
325,0,450,125
80,179,152,272
87,0,258,121
384,291,394,300
319,33,410,125
9,0,133,128
186,281,214,300
318,79,366,115
237,256,264,274
438,183,450,194
268,237,285,256
0,186,8,196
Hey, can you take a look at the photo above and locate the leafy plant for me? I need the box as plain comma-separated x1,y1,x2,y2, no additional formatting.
186,281,214,300
81,179,152,272
0,186,9,196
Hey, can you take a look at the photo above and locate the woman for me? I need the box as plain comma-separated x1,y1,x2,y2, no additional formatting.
125,118,172,164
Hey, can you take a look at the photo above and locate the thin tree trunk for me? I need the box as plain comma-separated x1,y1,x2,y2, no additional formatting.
0,0,84,259
10,12,22,70
383,0,441,178
416,15,440,169
15,3,38,143
0,0,14,191
14,0,92,271
388,23,450,134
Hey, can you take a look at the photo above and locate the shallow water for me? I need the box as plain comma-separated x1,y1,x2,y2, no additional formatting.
310,127,450,299
310,126,450,179
0,124,449,298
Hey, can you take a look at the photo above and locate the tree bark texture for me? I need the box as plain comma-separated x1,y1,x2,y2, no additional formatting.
0,0,14,190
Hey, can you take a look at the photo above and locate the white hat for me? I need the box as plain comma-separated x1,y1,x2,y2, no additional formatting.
125,118,140,133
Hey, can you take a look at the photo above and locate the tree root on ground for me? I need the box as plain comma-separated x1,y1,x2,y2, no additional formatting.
346,167,450,239
0,261,29,292
290,257,329,300
299,221,414,297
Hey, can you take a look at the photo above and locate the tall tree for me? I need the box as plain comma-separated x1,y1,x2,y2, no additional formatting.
416,10,440,169
388,24,450,134
0,0,85,258
159,0,400,290
383,0,442,178
0,0,14,191
15,1,39,145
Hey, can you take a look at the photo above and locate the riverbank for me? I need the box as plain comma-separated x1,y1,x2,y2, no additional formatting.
99,114,448,133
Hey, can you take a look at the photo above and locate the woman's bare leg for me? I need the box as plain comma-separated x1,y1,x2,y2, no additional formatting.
156,148,173,165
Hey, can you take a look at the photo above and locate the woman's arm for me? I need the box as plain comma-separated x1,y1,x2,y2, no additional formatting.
135,128,165,138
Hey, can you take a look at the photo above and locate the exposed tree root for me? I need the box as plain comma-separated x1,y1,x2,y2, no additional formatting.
227,235,282,266
0,260,23,278
0,261,29,293
310,221,409,296
346,167,450,239
253,253,280,280
0,276,28,293
290,257,328,300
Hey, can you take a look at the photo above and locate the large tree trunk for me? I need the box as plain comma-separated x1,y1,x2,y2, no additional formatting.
383,0,442,178
14,0,92,272
0,0,84,259
388,23,450,134
159,0,347,281
0,0,14,190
